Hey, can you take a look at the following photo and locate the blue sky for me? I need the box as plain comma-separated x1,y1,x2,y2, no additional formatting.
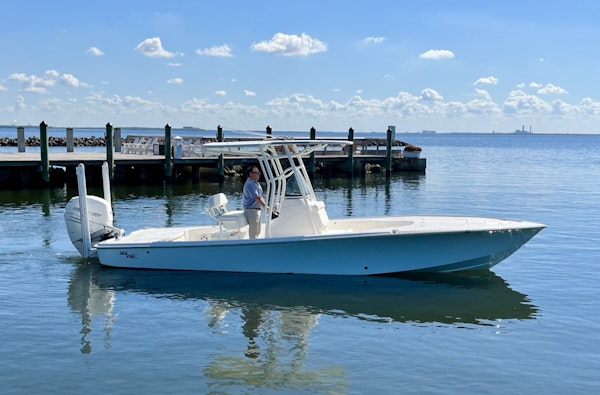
1,1,599,133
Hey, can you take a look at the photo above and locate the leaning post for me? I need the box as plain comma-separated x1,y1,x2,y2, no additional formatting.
164,124,173,184
347,127,355,176
40,121,50,186
105,123,114,179
385,127,393,175
217,125,224,182
309,127,316,174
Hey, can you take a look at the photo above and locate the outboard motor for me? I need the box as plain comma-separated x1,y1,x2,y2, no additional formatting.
65,195,120,257
65,162,123,258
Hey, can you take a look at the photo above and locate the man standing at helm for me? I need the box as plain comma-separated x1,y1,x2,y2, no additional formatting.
243,166,266,239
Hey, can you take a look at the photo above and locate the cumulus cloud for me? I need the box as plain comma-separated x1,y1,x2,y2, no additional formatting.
15,95,26,111
8,70,61,93
167,78,184,84
86,47,104,56
504,90,552,115
60,74,89,88
251,33,327,56
420,88,444,102
215,90,227,96
474,88,493,101
135,37,178,58
537,83,568,95
196,44,233,57
419,49,455,60
363,36,386,45
244,90,256,96
474,76,499,85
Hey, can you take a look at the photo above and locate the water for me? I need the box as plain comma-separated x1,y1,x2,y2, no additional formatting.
1,133,599,394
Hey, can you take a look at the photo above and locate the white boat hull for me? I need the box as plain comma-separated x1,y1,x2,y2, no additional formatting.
95,216,544,275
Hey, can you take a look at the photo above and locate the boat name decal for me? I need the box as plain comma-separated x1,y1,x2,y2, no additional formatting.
119,250,137,259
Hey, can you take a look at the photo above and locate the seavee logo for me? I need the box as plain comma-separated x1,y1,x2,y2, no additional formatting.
119,250,137,259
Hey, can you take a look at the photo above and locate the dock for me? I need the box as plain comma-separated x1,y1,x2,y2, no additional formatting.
0,124,426,189
0,150,425,189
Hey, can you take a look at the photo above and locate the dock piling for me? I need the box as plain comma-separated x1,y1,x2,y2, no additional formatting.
164,124,173,183
347,127,354,176
385,127,393,175
217,125,224,182
66,128,74,152
40,121,49,186
309,127,316,174
105,123,114,179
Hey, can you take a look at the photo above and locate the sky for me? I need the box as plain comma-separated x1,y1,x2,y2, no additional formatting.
1,0,600,134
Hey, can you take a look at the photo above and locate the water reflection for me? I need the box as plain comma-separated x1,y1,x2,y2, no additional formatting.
67,263,537,351
66,262,117,354
65,263,537,391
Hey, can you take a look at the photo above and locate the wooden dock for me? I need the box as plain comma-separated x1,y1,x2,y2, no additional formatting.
0,150,425,189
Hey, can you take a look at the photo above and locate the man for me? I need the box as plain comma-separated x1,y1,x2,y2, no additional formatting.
242,166,266,238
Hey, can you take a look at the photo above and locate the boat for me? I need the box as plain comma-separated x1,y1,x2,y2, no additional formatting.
64,139,545,274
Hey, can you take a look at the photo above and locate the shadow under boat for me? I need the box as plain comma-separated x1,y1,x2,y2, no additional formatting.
73,263,538,327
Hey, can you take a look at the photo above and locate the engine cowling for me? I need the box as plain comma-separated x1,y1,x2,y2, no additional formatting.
65,195,117,257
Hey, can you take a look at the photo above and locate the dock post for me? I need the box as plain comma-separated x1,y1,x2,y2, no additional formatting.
66,127,74,152
385,127,393,175
347,127,354,176
309,127,316,174
105,123,114,179
114,128,122,152
217,125,224,182
39,121,50,186
17,126,25,152
164,124,173,184
266,125,272,138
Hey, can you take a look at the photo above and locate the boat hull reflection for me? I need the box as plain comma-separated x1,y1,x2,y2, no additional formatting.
92,266,537,326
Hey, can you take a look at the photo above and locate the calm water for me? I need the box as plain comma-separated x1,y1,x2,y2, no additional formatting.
1,133,599,394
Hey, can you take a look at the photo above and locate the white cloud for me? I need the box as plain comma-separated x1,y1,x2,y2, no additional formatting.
15,95,26,111
8,70,58,93
134,37,178,58
196,44,233,57
503,90,552,115
474,76,499,86
529,82,542,88
244,90,256,96
419,49,455,60
167,63,182,67
537,83,568,95
215,90,227,96
363,36,386,45
420,88,444,102
251,33,327,56
60,73,89,88
86,47,104,56
167,78,184,84
474,88,492,101
0,84,6,92
578,98,600,116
